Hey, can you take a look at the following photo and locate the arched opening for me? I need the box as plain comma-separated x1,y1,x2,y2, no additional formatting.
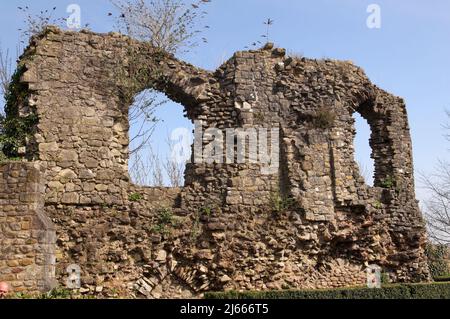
353,112,375,186
128,89,193,187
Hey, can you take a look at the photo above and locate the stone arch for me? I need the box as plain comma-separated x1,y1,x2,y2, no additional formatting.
15,27,215,205
105,38,214,191
127,88,194,187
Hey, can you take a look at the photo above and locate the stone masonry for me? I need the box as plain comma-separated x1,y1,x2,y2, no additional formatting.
0,162,56,293
0,27,430,297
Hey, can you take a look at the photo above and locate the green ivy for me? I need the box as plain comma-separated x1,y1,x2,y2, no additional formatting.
0,65,38,158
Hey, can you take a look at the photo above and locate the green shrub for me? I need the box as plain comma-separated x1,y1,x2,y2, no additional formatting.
270,191,295,213
426,243,450,278
128,192,143,202
151,207,176,235
158,207,174,224
380,175,396,189
434,276,450,282
204,282,450,299
312,107,336,129
381,272,390,284
8,288,92,299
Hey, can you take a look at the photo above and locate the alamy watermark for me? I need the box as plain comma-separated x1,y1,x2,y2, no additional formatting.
169,120,280,175
66,264,81,289
366,4,381,29
366,264,382,288
66,4,81,30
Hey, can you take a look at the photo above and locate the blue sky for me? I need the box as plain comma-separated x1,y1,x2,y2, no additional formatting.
1,1,449,202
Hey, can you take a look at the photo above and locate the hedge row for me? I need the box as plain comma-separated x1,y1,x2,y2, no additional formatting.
434,276,450,282
205,282,450,299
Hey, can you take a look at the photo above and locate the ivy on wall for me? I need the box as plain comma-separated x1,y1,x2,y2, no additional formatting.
0,64,38,160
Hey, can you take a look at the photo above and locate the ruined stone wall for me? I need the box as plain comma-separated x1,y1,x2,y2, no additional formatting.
0,162,56,293
0,27,430,297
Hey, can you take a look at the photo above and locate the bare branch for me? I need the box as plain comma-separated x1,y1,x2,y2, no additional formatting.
0,46,13,101
128,89,166,156
110,0,211,55
357,160,372,185
420,159,450,244
17,6,65,42
163,134,185,187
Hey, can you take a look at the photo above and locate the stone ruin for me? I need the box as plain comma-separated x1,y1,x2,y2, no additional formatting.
0,27,430,297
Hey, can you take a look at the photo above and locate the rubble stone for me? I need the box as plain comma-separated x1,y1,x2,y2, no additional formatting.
0,27,430,297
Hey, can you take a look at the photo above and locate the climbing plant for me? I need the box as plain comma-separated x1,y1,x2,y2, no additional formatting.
0,65,37,159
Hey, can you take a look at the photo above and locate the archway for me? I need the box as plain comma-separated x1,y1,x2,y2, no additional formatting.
128,89,193,187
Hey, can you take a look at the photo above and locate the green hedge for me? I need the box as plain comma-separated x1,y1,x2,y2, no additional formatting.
205,282,450,299
6,288,96,299
426,243,450,278
434,276,450,282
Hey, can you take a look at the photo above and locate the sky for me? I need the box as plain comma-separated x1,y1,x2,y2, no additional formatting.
0,0,449,203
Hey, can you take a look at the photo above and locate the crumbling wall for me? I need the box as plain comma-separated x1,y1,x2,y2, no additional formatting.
0,27,430,297
0,162,56,293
